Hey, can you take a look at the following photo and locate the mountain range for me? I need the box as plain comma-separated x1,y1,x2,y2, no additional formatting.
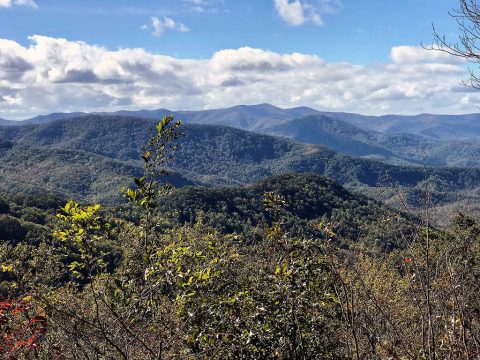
3,103,480,226
1,114,480,224
3,103,480,139
3,104,480,168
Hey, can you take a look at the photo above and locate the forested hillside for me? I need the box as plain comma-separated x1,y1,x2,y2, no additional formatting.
2,115,480,223
262,114,397,159
321,111,480,140
262,114,480,167
1,115,479,359
0,172,409,249
6,104,480,168
0,192,62,245
159,173,413,249
0,138,194,203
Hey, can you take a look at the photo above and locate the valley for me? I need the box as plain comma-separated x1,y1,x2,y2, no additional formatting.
1,107,480,226
2,106,480,358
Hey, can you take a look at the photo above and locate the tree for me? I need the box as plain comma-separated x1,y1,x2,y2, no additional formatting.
122,115,183,250
0,198,9,214
45,116,184,359
430,0,480,88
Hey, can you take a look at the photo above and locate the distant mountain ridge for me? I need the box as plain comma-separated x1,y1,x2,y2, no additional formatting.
0,118,17,126
317,111,480,140
262,115,396,158
261,114,480,168
4,103,480,141
4,104,480,168
0,104,319,128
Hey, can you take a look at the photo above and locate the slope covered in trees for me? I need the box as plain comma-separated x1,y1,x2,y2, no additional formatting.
0,173,409,249
0,138,194,203
159,173,413,249
2,115,480,221
261,114,480,167
6,104,480,167
0,115,475,226
2,115,480,359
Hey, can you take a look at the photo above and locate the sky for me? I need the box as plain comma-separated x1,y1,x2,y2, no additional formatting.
0,0,476,119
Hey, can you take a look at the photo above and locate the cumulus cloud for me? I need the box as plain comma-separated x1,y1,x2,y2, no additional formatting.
0,0,37,8
143,16,189,37
390,45,464,65
0,35,476,119
274,0,306,25
274,0,342,26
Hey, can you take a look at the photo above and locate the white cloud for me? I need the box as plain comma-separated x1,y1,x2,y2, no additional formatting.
274,0,341,26
183,0,221,13
150,17,164,36
0,35,477,119
0,0,37,8
390,45,464,65
274,0,305,26
14,0,37,8
144,16,189,37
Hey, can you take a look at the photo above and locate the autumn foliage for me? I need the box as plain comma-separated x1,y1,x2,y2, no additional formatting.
0,296,48,358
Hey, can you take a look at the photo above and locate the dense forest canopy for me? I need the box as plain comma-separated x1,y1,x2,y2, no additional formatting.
1,112,480,358
3,114,480,227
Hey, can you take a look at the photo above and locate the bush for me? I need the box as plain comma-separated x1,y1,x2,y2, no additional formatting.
0,215,27,242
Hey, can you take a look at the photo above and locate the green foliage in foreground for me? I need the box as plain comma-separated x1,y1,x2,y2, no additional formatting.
3,116,480,359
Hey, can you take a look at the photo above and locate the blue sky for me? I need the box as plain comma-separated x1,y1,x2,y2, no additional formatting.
0,0,475,118
0,0,456,63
